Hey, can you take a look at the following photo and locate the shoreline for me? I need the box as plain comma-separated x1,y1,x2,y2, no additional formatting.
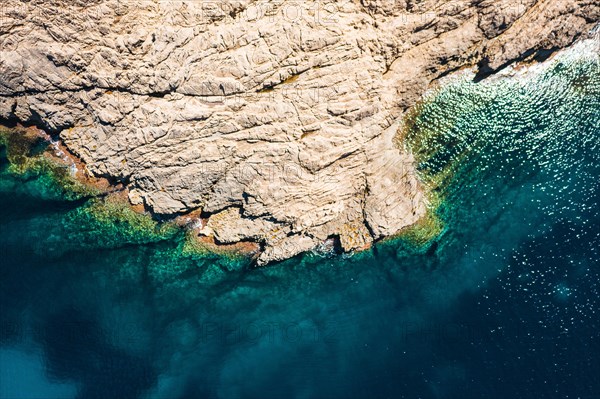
0,121,443,263
2,34,596,265
0,122,436,263
0,123,264,261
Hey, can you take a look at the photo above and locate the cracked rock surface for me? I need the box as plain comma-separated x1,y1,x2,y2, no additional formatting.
1,0,597,264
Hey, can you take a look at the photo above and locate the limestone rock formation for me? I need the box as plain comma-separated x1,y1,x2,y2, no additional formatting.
0,0,597,264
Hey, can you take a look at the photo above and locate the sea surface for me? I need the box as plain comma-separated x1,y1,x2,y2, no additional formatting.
0,41,599,398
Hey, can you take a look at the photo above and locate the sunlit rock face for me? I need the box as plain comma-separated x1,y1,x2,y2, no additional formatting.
0,0,597,264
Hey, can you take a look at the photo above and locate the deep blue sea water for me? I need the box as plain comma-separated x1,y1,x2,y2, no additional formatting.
0,42,599,398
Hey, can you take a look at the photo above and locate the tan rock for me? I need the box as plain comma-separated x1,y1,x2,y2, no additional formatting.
0,0,597,264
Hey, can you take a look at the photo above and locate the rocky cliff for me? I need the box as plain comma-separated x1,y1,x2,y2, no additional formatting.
1,0,598,264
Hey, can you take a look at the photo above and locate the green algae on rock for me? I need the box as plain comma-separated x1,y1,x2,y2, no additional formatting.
391,195,445,254
67,196,181,247
395,38,600,255
0,125,261,265
0,126,102,200
1,125,177,246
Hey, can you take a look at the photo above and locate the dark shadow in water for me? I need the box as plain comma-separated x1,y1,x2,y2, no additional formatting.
39,308,157,399
0,192,90,222
0,243,160,399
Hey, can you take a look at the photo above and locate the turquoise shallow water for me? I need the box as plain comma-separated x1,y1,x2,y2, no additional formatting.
0,43,599,398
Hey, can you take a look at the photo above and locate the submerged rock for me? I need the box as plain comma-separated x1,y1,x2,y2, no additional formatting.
0,0,597,264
